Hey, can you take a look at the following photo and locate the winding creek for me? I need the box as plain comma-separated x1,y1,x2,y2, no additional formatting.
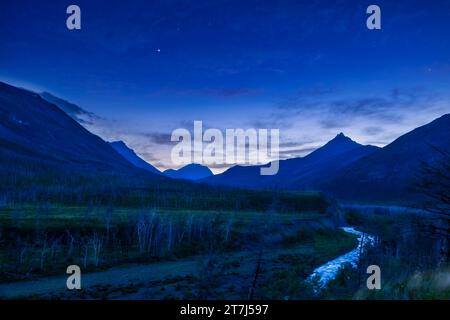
308,227,376,289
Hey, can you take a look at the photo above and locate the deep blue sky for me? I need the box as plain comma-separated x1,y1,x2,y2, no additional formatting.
1,0,449,172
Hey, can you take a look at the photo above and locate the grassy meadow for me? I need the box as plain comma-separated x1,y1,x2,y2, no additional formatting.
0,190,362,299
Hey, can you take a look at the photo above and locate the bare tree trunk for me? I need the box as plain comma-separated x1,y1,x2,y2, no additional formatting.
248,249,263,300
66,231,75,258
167,220,173,252
224,216,233,242
39,239,47,271
104,206,113,244
91,233,103,267
147,211,156,254
357,232,366,286
19,247,27,266
187,215,194,242
83,242,89,268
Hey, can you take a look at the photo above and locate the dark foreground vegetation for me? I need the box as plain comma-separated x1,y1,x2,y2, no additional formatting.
0,190,336,284
0,147,448,299
0,172,449,299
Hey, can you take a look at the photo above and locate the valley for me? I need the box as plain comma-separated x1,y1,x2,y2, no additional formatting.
0,204,357,299
0,81,448,300
1,202,447,300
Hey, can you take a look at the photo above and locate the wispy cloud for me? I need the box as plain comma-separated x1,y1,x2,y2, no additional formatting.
140,132,174,145
39,91,102,125
279,146,317,160
363,126,385,136
272,86,444,130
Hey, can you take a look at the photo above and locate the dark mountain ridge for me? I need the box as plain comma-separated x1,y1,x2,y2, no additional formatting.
0,81,161,178
164,163,213,181
320,114,450,201
203,133,379,190
109,140,161,175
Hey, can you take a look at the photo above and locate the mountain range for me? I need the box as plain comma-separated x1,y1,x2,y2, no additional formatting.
203,115,450,202
319,114,450,201
109,141,213,181
41,90,212,182
1,81,449,203
0,81,161,182
203,133,380,190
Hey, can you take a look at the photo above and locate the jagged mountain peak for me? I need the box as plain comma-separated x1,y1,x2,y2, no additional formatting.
328,132,358,145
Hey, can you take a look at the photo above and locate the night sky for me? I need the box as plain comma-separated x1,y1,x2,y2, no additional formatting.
1,0,449,172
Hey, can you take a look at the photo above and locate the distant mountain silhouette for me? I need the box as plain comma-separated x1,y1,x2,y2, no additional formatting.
0,81,161,179
205,114,450,202
3,80,448,204
273,133,380,189
203,164,271,189
110,141,161,174
164,163,213,181
320,114,450,202
204,133,379,189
